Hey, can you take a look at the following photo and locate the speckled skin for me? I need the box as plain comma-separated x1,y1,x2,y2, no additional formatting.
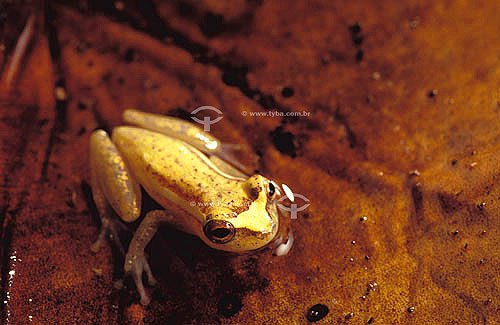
111,125,279,250
89,110,285,305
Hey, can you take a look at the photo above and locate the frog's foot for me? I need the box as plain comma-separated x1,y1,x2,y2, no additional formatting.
91,216,128,255
124,253,158,305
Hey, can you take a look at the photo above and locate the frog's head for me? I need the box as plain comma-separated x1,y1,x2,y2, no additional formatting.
201,174,292,254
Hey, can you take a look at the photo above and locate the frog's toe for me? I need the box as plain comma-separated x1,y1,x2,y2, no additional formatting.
140,294,151,306
143,261,158,286
125,254,155,305
91,217,127,255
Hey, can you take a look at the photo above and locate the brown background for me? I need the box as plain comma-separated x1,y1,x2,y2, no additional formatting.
1,0,500,323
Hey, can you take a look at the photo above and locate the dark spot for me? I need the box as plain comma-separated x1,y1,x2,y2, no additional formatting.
200,12,225,38
250,184,261,199
352,35,364,46
451,159,457,166
102,72,112,82
477,202,486,211
306,304,329,322
368,317,374,324
124,48,135,62
118,77,125,85
177,1,195,16
257,94,278,110
485,298,492,305
345,312,354,320
349,22,362,34
437,192,461,215
356,49,364,62
269,126,297,157
38,119,49,127
166,108,192,121
365,255,370,260
428,89,438,98
217,294,242,318
77,100,87,110
407,306,415,313
75,43,86,53
222,66,248,88
451,230,459,236
77,127,86,136
281,87,294,98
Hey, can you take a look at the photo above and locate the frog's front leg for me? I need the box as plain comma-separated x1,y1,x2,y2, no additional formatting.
124,210,175,305
89,130,142,253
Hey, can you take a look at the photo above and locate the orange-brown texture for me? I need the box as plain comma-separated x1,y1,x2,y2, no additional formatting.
1,0,500,323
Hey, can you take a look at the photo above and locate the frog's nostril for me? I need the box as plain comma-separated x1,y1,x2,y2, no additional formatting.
204,220,235,244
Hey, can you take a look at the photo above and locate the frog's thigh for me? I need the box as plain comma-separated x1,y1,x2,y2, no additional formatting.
90,129,142,222
122,109,222,153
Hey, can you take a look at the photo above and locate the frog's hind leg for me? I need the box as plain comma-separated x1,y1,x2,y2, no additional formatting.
89,130,142,254
122,109,254,175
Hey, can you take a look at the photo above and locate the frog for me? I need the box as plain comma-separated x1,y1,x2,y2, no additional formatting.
89,109,295,305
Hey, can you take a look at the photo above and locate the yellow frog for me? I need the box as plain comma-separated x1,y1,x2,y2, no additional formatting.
89,109,294,305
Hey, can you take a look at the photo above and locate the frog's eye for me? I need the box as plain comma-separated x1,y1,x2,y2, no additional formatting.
267,181,276,200
204,220,235,244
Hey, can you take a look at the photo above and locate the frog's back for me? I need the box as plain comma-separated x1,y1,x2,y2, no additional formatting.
112,126,239,206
